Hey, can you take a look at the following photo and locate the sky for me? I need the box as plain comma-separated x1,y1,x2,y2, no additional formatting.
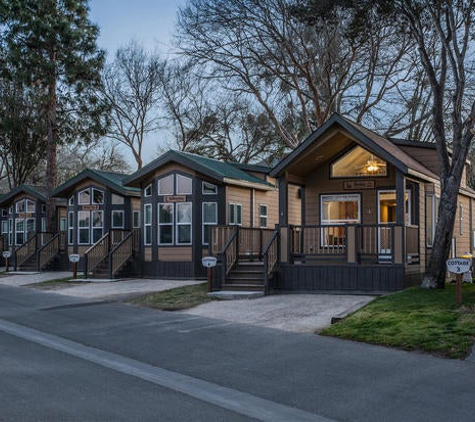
89,0,185,59
88,0,187,169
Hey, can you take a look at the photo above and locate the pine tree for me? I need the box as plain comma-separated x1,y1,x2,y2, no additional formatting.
0,0,108,230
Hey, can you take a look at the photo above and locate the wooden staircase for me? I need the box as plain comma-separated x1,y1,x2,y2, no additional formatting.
222,261,266,292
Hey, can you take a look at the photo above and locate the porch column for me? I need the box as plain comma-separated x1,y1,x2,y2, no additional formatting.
395,170,406,264
278,173,288,226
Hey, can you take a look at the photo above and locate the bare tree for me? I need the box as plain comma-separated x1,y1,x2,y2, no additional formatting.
176,0,416,148
101,42,163,170
158,60,286,163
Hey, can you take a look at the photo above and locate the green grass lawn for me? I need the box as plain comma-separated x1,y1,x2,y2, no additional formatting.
29,276,87,290
128,282,214,311
321,284,475,359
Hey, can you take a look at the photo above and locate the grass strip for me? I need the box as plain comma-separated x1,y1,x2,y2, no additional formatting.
321,284,475,359
29,276,87,290
128,282,214,311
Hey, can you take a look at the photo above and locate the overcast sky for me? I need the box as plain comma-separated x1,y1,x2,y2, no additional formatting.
89,0,185,59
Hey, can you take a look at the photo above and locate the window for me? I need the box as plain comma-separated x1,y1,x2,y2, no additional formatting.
15,219,25,245
78,211,90,244
92,189,104,204
426,194,439,247
331,146,387,177
111,193,124,205
144,184,152,197
158,203,174,245
460,204,463,235
26,218,35,237
133,210,140,228
1,220,8,234
112,210,124,228
259,205,268,228
78,189,90,205
60,217,67,232
68,196,74,206
92,211,103,242
202,181,217,195
229,203,242,225
177,175,192,195
41,217,46,232
157,175,174,195
26,200,35,213
144,204,152,245
176,202,192,244
1,209,7,217
8,219,13,245
41,204,46,213
68,212,74,244
15,200,25,214
203,202,217,245
321,194,361,224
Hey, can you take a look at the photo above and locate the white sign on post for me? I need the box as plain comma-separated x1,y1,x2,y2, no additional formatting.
2,251,11,259
69,254,80,263
202,256,217,268
446,258,471,274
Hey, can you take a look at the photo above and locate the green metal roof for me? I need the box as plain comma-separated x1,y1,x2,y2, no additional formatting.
124,150,275,189
52,168,140,198
0,184,49,207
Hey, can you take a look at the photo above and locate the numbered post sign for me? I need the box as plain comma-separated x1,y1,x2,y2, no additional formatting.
2,251,11,259
69,254,80,263
446,258,471,274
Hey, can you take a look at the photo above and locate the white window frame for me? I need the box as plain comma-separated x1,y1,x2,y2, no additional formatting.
68,212,74,245
202,202,217,245
26,199,35,213
78,189,91,205
176,174,192,195
68,196,74,206
158,203,174,245
8,218,13,246
78,211,90,245
133,210,140,228
92,188,104,205
459,203,463,235
176,202,192,245
15,219,25,245
202,181,218,195
229,203,242,225
259,204,268,228
91,210,104,243
144,184,152,197
426,194,439,247
144,204,152,245
320,194,361,225
15,200,25,214
111,210,125,229
157,175,174,195
1,220,8,234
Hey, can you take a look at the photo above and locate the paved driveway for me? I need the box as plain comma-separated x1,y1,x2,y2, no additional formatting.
0,270,375,332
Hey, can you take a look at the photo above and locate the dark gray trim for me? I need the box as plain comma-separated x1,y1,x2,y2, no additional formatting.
278,175,288,226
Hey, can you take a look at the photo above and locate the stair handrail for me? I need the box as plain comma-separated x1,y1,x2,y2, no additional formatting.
220,227,239,285
14,232,38,270
84,232,110,277
262,229,280,294
108,231,133,278
37,233,61,270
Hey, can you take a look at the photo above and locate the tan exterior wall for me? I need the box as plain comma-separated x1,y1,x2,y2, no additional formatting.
158,247,192,262
254,188,279,229
288,184,302,226
144,247,152,262
75,180,107,192
226,185,252,226
144,164,196,187
454,194,472,256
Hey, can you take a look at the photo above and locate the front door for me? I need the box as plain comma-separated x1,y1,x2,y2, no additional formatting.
378,190,411,258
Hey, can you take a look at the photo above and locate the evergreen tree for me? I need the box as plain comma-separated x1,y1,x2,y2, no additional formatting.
0,0,108,230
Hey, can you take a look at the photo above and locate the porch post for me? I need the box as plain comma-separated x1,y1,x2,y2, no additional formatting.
346,225,357,264
395,170,406,264
280,226,289,264
278,173,288,226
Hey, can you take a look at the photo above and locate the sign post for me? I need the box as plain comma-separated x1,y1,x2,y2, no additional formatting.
446,258,471,306
202,256,217,292
69,254,80,279
2,251,11,272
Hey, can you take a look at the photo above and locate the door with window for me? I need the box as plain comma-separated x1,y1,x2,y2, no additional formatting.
378,190,411,257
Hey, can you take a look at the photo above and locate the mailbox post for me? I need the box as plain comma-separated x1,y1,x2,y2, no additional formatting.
2,251,11,272
69,254,80,279
201,256,217,292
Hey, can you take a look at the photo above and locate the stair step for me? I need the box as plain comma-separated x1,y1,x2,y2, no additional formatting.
226,277,264,285
222,283,265,292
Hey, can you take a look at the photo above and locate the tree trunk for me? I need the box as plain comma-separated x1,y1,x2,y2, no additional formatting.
421,177,459,289
45,86,57,233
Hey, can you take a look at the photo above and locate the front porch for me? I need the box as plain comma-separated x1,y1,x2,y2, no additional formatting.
210,224,422,293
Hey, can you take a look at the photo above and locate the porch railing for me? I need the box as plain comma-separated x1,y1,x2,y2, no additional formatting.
37,232,66,271
221,228,238,282
289,224,419,265
263,230,280,294
14,232,54,269
84,232,110,277
211,226,275,258
109,231,134,278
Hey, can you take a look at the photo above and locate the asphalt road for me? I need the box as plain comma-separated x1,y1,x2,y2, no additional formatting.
1,284,475,422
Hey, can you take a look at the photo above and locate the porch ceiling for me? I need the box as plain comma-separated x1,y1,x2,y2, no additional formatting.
285,130,352,177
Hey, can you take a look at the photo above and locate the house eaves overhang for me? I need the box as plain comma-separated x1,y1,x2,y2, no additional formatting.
52,169,140,199
223,177,277,191
0,185,48,208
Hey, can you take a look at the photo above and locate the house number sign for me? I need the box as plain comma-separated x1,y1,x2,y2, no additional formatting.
446,258,471,274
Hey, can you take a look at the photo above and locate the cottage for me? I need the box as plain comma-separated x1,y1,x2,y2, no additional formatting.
52,169,141,277
123,150,278,279
0,185,66,270
265,113,475,292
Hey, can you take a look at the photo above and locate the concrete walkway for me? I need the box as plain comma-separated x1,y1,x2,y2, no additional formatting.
0,270,375,333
